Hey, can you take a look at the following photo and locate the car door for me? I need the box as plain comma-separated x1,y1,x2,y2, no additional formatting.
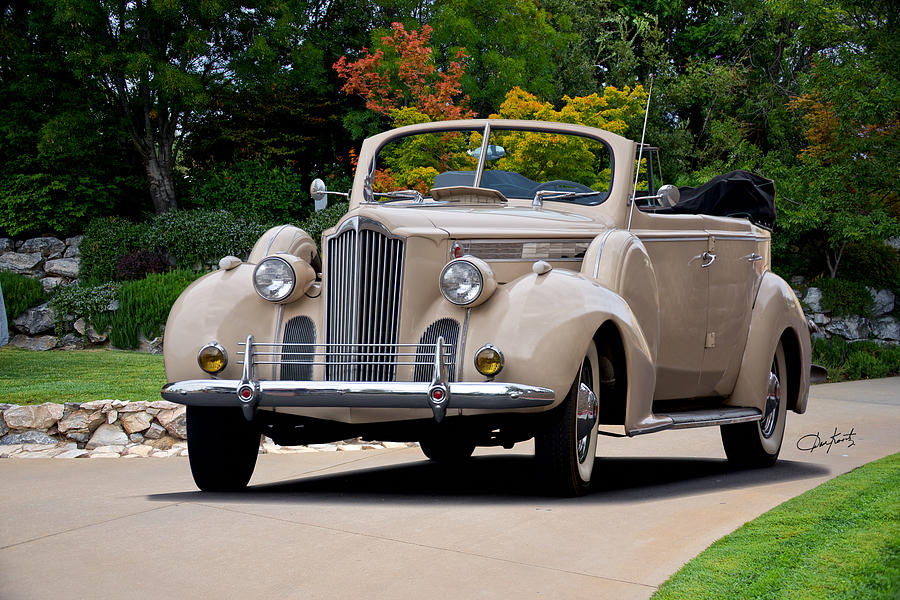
697,216,766,397
632,213,712,400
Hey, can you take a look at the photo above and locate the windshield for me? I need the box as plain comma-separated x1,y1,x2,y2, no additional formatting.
371,126,614,205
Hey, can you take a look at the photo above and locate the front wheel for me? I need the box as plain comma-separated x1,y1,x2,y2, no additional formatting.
535,341,600,496
721,340,788,468
186,406,260,492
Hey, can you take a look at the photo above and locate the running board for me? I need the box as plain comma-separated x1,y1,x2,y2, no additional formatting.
630,407,762,435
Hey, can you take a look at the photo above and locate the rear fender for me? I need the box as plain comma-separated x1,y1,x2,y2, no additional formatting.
726,272,811,414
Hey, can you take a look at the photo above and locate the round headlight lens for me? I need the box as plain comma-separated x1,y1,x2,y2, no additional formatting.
474,345,503,377
254,257,295,301
440,260,483,305
198,342,227,374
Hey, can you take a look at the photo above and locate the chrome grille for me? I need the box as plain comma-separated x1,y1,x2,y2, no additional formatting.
414,319,460,382
326,218,405,382
280,316,315,380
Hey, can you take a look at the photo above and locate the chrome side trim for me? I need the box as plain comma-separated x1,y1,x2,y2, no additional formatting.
638,236,709,243
657,407,762,430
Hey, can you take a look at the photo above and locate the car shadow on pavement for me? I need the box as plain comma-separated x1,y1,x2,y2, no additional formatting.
148,455,829,505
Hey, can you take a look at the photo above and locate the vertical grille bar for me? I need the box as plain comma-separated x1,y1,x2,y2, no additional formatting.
327,218,405,382
414,319,460,382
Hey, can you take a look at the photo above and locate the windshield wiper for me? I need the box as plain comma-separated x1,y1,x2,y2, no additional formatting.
532,189,602,208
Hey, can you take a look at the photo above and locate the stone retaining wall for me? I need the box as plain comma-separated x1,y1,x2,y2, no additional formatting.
0,400,416,459
800,285,899,342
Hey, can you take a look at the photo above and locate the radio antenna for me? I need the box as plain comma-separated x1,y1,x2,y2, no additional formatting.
627,74,654,231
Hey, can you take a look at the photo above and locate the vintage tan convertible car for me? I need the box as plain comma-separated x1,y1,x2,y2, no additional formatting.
162,119,812,495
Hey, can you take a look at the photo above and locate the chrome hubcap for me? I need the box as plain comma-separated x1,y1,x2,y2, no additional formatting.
576,382,599,464
760,369,780,438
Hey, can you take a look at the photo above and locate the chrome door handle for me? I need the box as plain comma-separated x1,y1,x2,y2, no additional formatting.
701,251,716,268
746,252,763,262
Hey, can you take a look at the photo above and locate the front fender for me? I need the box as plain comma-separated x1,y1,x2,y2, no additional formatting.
459,268,656,425
726,272,811,414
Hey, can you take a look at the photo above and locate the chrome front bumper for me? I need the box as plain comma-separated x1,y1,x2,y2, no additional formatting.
161,335,555,422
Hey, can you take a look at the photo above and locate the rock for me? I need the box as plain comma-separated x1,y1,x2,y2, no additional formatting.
12,303,55,335
308,443,338,451
3,403,64,430
812,313,830,325
138,334,164,354
144,422,166,440
64,235,84,258
125,444,154,457
128,433,145,443
43,257,80,278
58,410,104,434
117,401,148,413
110,400,127,409
78,400,108,411
55,449,90,459
886,237,900,252
868,288,895,317
789,275,806,287
41,277,66,293
64,431,90,444
90,445,125,455
86,423,129,449
145,435,176,450
121,412,152,434
869,316,900,341
0,238,12,252
0,251,43,274
20,237,65,258
0,418,7,437
57,333,83,349
0,444,24,457
18,447,66,459
156,406,186,439
149,400,179,410
0,431,58,445
73,318,108,343
89,452,121,459
826,316,868,340
803,287,823,313
10,335,58,351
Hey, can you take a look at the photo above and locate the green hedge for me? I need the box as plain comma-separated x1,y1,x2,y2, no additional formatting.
47,281,120,334
815,277,875,317
93,270,199,349
0,272,46,329
813,337,900,382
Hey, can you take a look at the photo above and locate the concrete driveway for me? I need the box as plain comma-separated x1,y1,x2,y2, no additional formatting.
1,378,898,599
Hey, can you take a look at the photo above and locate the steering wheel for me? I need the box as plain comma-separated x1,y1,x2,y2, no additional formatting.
531,180,595,195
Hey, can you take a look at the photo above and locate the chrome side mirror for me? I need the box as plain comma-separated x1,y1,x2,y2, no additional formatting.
310,178,328,212
658,184,680,208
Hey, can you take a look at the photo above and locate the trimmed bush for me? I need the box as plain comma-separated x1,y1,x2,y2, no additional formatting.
0,272,46,327
115,250,171,281
79,217,150,284
844,350,890,380
812,337,900,382
93,269,199,349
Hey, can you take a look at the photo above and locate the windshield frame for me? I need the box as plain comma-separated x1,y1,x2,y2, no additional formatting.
362,120,618,207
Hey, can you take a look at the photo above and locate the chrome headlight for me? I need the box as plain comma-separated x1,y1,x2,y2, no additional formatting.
440,260,483,305
439,257,497,307
254,256,295,302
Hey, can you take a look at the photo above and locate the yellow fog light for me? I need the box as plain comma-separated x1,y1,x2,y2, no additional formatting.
198,342,227,374
474,344,503,377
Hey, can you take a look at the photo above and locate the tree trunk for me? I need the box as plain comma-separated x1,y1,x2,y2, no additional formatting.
144,153,178,213
826,242,846,279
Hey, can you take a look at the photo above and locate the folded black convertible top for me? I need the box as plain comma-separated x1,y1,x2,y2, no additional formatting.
657,170,776,229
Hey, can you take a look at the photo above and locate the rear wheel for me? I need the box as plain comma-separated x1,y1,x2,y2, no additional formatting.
535,340,600,496
186,406,260,492
721,340,788,468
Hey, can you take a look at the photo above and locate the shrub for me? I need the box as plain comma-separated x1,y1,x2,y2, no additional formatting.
143,209,269,270
298,201,349,248
0,272,46,328
93,269,198,349
79,217,149,284
115,250,171,281
839,241,900,293
844,350,889,380
816,277,875,317
185,159,312,224
47,281,120,334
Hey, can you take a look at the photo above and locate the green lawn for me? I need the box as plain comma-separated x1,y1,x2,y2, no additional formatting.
653,452,900,600
0,346,166,405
